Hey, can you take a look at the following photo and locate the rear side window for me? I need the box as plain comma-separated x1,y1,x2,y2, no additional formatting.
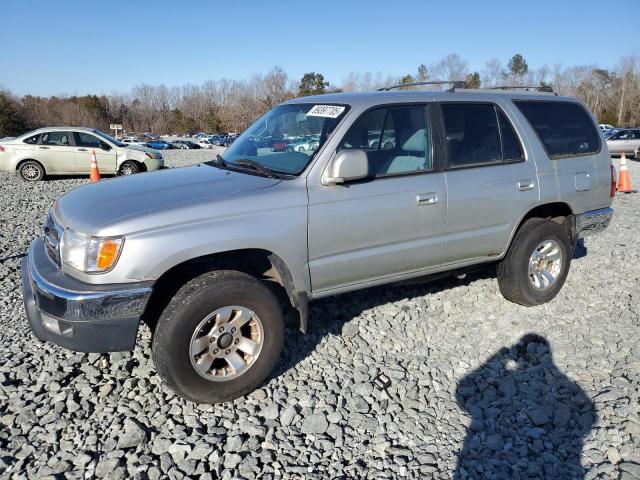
441,103,523,168
497,110,524,161
514,101,600,158
23,134,40,145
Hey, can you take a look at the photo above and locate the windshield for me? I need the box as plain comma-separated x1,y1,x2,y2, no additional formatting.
93,129,126,147
220,103,349,175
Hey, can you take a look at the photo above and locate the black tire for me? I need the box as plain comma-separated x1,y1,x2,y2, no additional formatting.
497,218,572,306
152,270,284,403
18,160,45,181
118,161,141,176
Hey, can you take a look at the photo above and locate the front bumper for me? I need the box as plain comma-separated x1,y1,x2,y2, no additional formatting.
21,238,153,352
575,207,614,238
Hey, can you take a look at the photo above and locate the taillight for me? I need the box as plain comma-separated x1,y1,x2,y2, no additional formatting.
610,164,617,197
0,145,5,152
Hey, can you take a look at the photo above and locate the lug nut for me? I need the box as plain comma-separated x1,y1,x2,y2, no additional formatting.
234,339,239,345
226,350,231,355
231,327,236,333
219,326,224,333
213,349,219,354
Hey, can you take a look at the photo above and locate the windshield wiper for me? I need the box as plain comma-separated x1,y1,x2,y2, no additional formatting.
230,159,278,178
205,154,230,170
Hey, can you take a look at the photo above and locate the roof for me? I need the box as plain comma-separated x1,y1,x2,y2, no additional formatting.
285,89,574,109
28,126,98,133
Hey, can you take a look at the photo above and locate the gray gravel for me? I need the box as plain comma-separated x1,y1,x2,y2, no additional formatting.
0,152,638,479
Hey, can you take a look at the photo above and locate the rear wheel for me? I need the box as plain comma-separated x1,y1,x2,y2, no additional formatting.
152,270,284,403
118,161,141,176
18,161,45,181
497,218,572,306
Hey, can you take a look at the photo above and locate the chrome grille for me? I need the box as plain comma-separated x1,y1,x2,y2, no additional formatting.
43,213,62,267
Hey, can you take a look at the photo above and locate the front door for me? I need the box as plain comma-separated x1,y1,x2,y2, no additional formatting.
72,132,117,174
36,131,75,173
307,104,447,293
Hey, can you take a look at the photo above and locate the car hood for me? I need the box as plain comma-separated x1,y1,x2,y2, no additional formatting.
123,145,158,155
54,165,281,234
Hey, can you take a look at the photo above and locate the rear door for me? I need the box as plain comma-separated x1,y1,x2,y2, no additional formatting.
72,132,117,173
36,131,75,173
438,102,539,262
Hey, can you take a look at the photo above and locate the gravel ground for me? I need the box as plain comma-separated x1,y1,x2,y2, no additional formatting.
0,152,638,479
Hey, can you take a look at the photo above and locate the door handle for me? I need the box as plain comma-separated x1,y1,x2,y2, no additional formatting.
517,180,535,191
76,148,88,152
38,146,50,149
417,193,438,206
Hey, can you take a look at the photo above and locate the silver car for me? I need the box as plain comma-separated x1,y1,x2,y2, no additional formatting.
22,87,614,403
0,127,164,181
606,128,640,157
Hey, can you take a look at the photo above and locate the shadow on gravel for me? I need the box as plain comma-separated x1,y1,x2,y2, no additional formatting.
271,267,495,379
454,334,595,479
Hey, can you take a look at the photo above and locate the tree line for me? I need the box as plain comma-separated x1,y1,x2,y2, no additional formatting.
1,53,639,137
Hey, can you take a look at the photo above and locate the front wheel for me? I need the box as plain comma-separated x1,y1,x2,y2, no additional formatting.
118,161,141,176
497,218,572,306
152,270,284,403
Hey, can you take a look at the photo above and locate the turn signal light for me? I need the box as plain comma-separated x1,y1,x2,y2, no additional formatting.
97,240,120,270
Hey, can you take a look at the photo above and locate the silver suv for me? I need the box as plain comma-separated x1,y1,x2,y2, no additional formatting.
21,86,614,403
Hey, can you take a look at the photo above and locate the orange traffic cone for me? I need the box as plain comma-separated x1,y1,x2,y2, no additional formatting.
90,150,101,183
617,153,634,193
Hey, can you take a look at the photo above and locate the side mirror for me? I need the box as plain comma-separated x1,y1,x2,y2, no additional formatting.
324,149,369,185
101,142,111,151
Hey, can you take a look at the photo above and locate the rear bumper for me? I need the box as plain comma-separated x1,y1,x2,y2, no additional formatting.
21,238,153,352
575,207,614,238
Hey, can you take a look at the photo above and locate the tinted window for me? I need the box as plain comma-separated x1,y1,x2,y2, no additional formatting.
73,132,103,148
497,110,524,161
514,101,600,158
442,104,501,168
41,131,71,146
339,105,431,176
23,134,40,145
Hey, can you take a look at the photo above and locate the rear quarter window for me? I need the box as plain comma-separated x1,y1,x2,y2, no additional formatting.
514,101,600,159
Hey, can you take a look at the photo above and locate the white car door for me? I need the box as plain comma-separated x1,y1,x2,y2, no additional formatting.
36,131,75,173
72,132,117,173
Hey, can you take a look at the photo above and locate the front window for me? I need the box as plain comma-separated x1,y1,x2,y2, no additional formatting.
73,132,104,149
220,103,349,175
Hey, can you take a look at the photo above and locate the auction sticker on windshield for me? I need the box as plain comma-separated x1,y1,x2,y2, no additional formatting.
307,105,346,118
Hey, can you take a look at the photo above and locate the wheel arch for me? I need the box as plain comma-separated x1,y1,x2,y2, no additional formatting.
16,158,47,174
142,248,308,334
503,202,575,257
119,158,147,172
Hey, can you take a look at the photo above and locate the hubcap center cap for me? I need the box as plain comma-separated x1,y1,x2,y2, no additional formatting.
217,332,233,349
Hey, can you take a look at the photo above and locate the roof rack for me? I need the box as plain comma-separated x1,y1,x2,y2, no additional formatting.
487,85,555,93
377,80,468,92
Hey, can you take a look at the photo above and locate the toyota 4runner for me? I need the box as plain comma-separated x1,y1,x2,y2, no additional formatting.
22,85,615,403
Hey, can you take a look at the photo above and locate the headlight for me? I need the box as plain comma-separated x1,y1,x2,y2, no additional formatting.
60,230,124,273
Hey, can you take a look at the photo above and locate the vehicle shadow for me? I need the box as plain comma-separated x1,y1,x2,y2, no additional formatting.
454,334,595,479
270,266,496,379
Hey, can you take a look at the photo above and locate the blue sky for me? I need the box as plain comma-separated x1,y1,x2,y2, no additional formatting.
2,0,638,96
